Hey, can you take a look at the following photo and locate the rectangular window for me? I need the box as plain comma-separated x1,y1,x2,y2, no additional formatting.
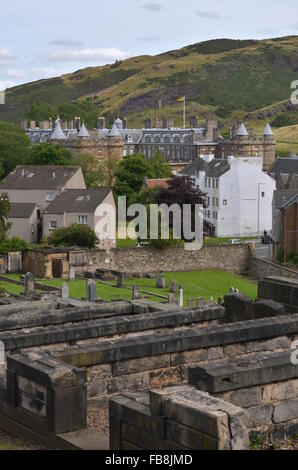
223,199,228,206
216,198,219,207
205,177,207,187
216,179,219,189
262,192,265,198
46,193,55,202
31,224,34,235
212,197,215,206
49,221,57,231
78,215,88,225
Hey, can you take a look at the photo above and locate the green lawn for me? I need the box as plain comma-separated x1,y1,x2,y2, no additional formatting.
2,271,257,306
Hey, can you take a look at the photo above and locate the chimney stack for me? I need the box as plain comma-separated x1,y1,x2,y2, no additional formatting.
97,117,106,130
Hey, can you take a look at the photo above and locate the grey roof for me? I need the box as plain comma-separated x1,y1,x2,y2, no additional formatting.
237,123,248,137
281,193,298,209
109,123,121,138
273,189,298,208
8,203,37,219
263,123,274,136
45,188,111,214
1,166,82,190
50,119,65,140
270,157,298,176
77,123,90,138
180,157,230,178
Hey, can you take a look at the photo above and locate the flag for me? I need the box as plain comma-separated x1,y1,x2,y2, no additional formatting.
177,96,185,102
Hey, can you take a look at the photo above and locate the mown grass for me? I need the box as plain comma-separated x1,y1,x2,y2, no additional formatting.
2,271,257,306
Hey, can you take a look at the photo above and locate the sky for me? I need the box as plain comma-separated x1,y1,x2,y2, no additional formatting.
0,0,298,89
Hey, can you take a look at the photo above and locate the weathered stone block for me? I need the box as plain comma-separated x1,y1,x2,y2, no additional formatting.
87,364,111,382
149,367,182,388
170,349,208,366
112,355,171,377
273,398,298,424
108,372,149,394
245,405,273,428
262,380,298,402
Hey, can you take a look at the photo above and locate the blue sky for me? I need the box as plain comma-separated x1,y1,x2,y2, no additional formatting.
0,0,298,88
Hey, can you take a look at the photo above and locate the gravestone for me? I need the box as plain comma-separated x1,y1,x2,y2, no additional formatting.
156,272,166,289
178,285,183,307
132,285,140,300
168,293,176,305
61,282,69,300
24,272,35,296
170,280,177,294
197,298,206,307
187,299,195,308
69,266,75,280
117,273,125,288
86,279,97,303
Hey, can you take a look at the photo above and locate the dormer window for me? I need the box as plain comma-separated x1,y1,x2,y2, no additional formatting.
46,193,55,202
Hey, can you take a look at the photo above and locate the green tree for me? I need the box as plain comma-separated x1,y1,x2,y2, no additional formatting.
26,143,73,166
114,153,171,201
27,101,56,123
58,102,99,129
73,153,101,188
0,193,11,243
47,224,97,249
0,120,31,178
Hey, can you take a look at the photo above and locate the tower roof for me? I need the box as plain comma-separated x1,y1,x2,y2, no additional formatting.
77,123,90,138
237,123,248,137
263,123,274,136
50,119,65,140
115,117,123,124
109,123,121,138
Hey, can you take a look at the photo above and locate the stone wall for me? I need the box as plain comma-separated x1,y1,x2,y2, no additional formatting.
258,277,298,312
249,256,298,281
85,244,250,275
110,387,249,450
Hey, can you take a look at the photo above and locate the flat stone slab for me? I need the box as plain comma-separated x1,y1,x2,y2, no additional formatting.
59,429,108,450
188,350,298,393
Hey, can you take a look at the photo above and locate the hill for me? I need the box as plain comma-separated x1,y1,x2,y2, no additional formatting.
1,36,298,137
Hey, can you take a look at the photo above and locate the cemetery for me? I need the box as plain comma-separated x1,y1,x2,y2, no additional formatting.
0,271,296,449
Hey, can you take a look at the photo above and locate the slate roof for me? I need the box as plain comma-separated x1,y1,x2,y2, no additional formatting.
77,123,90,138
45,188,111,214
281,193,298,208
1,166,82,190
237,123,248,137
263,123,274,136
50,119,65,140
273,189,298,208
109,123,121,138
270,157,298,176
180,157,230,178
8,203,37,219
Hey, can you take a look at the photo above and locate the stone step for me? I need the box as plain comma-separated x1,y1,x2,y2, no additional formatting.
0,306,224,352
188,350,298,393
60,314,298,367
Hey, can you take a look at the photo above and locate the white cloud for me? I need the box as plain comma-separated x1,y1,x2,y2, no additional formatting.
195,10,223,20
6,68,26,79
40,47,130,63
50,38,85,47
142,2,164,12
0,48,15,63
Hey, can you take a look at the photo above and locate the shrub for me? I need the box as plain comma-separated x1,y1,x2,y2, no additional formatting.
0,237,28,253
47,224,97,249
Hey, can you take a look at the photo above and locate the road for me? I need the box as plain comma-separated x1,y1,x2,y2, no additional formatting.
252,239,273,261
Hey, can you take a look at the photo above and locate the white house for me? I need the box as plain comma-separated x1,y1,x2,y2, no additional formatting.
180,155,276,238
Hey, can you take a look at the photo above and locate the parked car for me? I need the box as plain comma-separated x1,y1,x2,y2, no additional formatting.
262,235,273,245
227,239,242,245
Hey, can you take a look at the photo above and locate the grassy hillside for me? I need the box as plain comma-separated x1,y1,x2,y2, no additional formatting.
2,36,298,140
